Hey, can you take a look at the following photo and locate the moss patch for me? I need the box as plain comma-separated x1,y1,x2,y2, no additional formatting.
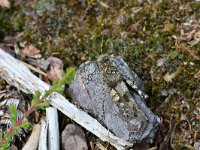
0,0,199,149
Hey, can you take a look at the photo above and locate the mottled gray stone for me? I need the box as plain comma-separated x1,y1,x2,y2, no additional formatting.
69,55,160,143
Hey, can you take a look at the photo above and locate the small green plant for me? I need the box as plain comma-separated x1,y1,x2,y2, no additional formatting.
0,67,75,150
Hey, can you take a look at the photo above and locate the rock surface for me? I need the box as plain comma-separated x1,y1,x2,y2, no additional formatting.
69,55,160,143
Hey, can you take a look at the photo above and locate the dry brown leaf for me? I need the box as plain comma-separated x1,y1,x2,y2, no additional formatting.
0,0,10,8
162,22,174,32
3,32,24,44
61,124,88,150
47,57,64,81
21,42,40,57
175,29,196,43
77,52,86,61
175,43,200,61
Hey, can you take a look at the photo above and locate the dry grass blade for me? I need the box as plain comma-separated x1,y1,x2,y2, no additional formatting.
175,43,200,61
0,0,10,8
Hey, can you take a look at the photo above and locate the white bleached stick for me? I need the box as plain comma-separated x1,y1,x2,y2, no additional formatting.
0,49,132,150
46,107,60,150
38,119,48,150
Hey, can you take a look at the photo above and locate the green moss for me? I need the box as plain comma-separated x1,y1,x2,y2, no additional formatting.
0,4,25,39
1,0,199,148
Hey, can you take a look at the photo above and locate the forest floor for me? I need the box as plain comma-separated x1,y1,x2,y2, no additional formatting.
0,0,200,149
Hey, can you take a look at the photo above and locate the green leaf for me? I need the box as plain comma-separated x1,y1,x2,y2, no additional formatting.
15,127,23,135
20,121,31,130
9,105,17,125
0,132,2,141
16,121,31,132
0,143,9,150
0,69,76,149
36,101,49,110
47,68,75,96
52,80,59,88
1,133,11,150
31,90,41,106
64,67,75,84
46,80,60,96
55,86,64,94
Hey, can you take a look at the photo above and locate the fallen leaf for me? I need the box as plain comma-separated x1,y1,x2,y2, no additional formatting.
61,124,88,150
3,32,24,44
21,42,40,57
162,22,174,32
175,29,196,43
47,57,64,81
175,43,200,61
77,52,86,61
